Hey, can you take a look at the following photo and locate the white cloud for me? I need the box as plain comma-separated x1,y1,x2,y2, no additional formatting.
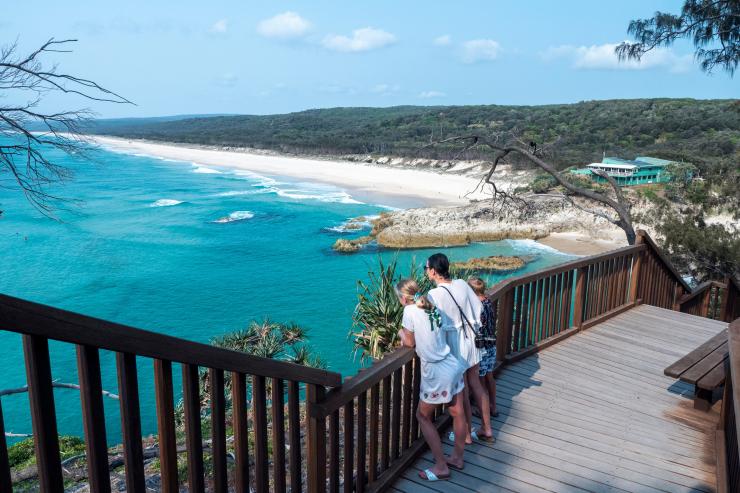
541,42,693,73
434,35,452,46
257,12,311,39
322,27,396,53
217,73,238,87
210,19,228,33
418,90,446,99
461,39,501,63
371,83,400,94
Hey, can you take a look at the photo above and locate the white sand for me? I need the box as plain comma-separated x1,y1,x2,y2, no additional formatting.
536,231,625,256
92,136,487,207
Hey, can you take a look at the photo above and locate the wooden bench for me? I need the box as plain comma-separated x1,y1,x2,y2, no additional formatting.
664,328,729,410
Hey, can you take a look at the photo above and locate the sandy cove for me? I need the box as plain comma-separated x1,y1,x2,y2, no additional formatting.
91,135,624,256
92,135,489,207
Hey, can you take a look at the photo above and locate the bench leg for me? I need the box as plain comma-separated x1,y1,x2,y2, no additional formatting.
694,388,713,411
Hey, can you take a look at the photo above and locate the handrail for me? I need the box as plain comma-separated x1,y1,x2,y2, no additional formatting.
636,230,692,292
313,347,414,417
484,243,644,299
728,319,740,440
718,318,740,492
0,293,342,387
678,281,724,306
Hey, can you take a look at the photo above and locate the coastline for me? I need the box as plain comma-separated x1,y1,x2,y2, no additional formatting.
91,135,487,208
90,135,625,257
535,232,624,256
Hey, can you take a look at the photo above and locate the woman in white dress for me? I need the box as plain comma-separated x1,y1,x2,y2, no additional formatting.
396,279,467,481
425,253,494,443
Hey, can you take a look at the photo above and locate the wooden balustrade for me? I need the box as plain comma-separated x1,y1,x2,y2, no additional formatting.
0,293,340,493
0,231,737,492
718,318,740,492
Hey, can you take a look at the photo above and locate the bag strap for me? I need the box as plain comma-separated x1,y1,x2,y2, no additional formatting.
440,285,476,339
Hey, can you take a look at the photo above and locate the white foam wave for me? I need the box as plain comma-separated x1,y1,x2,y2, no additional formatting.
215,190,267,197
276,189,364,204
192,165,222,174
507,239,567,255
149,199,184,207
326,215,380,233
212,211,254,223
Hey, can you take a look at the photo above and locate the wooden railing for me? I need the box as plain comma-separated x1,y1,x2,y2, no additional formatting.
0,293,341,493
1,230,737,492
718,318,740,492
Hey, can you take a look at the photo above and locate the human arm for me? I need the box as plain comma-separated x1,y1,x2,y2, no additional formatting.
397,327,416,348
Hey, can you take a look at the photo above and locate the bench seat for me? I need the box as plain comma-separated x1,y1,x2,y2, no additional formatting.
664,328,728,410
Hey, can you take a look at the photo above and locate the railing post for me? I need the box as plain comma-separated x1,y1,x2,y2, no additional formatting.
628,234,645,303
573,267,588,330
496,289,514,363
672,284,684,311
307,384,327,493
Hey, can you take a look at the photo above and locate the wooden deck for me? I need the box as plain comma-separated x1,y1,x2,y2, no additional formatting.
393,304,729,493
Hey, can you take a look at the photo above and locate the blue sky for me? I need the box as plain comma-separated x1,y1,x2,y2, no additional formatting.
2,0,736,118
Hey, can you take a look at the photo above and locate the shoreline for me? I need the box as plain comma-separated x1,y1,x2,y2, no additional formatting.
90,135,624,257
91,135,487,208
535,232,624,256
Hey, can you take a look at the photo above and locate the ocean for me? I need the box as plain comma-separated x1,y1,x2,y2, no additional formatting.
0,139,574,444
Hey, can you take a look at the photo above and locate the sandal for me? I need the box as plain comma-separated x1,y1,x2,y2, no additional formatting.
471,429,495,443
419,468,450,481
447,461,465,471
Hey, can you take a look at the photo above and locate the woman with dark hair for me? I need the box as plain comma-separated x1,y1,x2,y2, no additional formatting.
395,278,467,481
425,253,494,444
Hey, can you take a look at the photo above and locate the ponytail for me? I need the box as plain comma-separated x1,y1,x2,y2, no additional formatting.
395,279,433,312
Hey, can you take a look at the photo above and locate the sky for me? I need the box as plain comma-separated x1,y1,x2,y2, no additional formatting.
2,0,737,118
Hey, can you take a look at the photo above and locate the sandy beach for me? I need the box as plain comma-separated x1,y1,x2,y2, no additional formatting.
92,136,488,207
536,232,625,256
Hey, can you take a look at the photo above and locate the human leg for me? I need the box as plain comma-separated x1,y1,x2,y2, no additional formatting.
416,401,450,478
484,373,497,416
445,391,466,469
466,365,492,438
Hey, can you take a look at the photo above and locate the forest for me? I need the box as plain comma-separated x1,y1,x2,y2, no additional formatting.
88,98,739,174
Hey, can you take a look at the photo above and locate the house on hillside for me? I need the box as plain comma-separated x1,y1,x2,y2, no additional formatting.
571,156,688,186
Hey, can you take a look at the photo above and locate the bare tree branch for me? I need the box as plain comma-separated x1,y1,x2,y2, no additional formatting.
0,38,133,216
422,133,637,244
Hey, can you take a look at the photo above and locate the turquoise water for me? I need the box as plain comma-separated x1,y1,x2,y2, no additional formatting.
0,139,574,444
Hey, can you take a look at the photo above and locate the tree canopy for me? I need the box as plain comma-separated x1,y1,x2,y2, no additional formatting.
617,0,740,75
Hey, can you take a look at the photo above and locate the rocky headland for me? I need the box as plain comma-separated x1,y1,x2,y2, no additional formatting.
333,195,627,254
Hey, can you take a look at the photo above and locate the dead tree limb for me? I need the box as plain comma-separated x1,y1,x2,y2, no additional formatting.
421,134,637,244
0,38,133,216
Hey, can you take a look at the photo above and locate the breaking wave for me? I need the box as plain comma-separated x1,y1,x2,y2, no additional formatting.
149,199,184,207
212,211,254,223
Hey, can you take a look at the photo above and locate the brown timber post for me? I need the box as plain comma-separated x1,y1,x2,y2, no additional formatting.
573,267,588,330
496,288,514,363
307,384,327,493
629,233,645,303
672,284,684,312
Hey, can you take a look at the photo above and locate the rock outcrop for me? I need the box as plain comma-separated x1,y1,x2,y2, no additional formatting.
451,255,532,273
367,195,625,249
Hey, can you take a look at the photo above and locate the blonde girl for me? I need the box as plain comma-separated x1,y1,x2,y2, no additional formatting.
395,279,467,481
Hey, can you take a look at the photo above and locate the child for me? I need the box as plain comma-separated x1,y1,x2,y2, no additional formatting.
467,276,498,418
395,278,467,481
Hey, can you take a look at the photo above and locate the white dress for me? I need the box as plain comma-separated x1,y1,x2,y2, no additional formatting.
428,279,483,369
402,304,465,404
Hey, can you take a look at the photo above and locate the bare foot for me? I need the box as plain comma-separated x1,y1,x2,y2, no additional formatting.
446,457,464,470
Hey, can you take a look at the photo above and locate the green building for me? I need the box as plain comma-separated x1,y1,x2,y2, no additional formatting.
571,156,683,186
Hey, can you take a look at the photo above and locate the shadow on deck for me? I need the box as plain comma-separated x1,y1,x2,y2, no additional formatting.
395,305,728,493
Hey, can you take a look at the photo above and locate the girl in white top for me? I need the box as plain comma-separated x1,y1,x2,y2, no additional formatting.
425,253,494,444
396,279,467,481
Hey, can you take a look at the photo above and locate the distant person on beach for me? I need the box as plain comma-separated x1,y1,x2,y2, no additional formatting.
395,279,467,481
467,276,499,419
425,253,494,444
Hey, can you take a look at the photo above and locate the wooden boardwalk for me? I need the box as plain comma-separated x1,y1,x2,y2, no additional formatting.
393,305,728,493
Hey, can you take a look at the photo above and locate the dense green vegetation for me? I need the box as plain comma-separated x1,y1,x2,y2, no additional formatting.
88,98,739,172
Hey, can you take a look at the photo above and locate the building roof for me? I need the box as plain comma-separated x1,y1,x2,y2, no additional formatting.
601,156,677,169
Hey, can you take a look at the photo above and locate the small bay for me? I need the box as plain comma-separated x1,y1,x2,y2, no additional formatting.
0,139,573,443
